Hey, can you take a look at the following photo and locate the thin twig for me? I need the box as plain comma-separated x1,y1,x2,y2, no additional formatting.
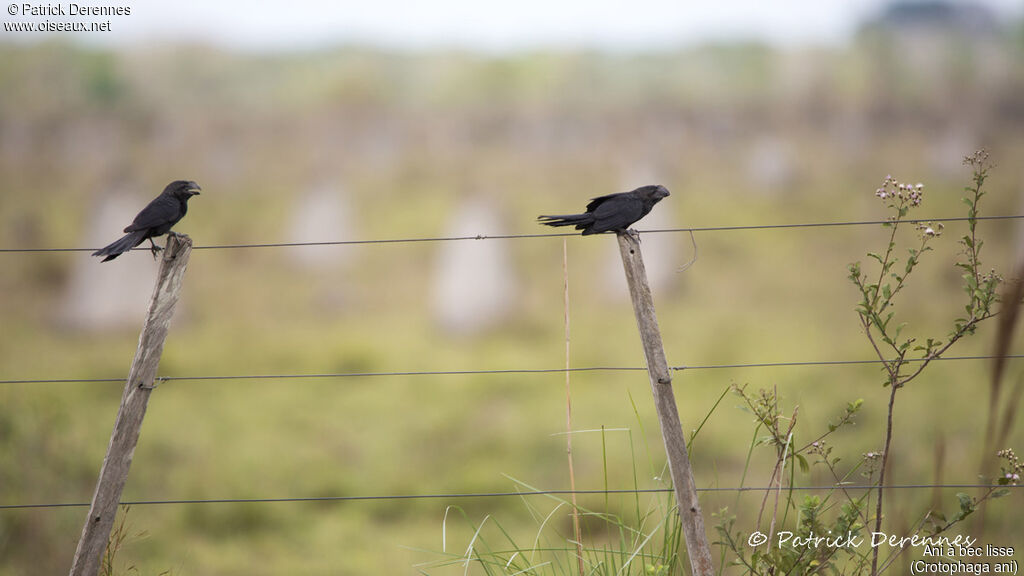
562,239,585,576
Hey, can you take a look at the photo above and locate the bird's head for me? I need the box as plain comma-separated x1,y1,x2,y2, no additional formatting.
638,184,670,201
165,180,202,198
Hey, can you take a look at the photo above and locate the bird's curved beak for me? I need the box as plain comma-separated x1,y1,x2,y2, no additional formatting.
187,182,201,196
657,186,670,198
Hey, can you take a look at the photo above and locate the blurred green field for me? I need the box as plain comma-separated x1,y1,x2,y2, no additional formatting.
1,21,1024,575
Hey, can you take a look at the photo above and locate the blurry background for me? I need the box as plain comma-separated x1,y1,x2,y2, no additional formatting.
1,1,1023,574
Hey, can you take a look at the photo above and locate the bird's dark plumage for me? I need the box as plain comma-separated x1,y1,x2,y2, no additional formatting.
92,180,201,262
537,185,670,235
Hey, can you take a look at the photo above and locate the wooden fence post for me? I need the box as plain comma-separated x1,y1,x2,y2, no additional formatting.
616,232,713,576
69,233,193,576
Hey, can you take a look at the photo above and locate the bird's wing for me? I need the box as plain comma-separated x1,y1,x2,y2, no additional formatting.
585,192,625,213
591,193,643,230
123,194,179,232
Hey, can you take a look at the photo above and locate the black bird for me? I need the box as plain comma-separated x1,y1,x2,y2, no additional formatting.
92,180,201,262
537,185,670,235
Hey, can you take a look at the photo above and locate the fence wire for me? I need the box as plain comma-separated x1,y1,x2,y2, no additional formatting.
2,354,1019,385
2,213,1020,518
0,214,1020,253
3,484,1019,511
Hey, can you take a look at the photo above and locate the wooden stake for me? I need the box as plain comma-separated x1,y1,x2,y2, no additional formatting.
616,231,713,576
69,233,193,576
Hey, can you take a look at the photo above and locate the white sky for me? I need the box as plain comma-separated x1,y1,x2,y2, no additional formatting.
4,0,1023,51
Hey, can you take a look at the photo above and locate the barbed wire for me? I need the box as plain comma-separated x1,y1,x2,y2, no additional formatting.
3,484,1018,511
2,354,1018,385
0,215,1019,254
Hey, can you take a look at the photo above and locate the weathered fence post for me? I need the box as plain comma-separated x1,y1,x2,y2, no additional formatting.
616,231,713,576
69,234,193,576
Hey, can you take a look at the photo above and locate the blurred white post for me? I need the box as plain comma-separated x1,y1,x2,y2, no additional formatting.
69,234,193,576
616,232,713,576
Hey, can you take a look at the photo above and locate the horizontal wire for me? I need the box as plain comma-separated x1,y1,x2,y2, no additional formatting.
0,215,1019,253
2,354,1019,385
674,353,1024,371
642,214,1020,233
0,367,642,385
4,218,1016,514
3,484,1018,511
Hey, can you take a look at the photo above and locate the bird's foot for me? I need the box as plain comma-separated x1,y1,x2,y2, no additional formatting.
625,228,641,242
148,239,164,259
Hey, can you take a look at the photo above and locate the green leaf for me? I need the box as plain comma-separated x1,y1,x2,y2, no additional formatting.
894,322,906,339
956,492,974,513
796,454,810,473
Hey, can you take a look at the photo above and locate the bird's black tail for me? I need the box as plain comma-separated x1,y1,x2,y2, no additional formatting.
537,213,594,230
92,230,148,262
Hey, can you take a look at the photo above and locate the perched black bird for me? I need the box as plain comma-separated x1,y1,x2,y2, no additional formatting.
537,185,670,235
92,180,201,262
